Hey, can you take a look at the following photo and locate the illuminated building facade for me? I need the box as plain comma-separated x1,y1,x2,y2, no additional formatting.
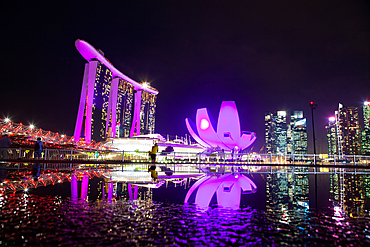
265,110,306,154
276,111,287,154
73,40,159,143
326,103,361,155
112,78,134,138
289,111,307,154
140,91,157,135
264,112,276,154
326,116,338,155
361,101,370,155
338,104,361,155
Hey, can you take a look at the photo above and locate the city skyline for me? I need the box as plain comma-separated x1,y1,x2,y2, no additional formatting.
1,1,369,153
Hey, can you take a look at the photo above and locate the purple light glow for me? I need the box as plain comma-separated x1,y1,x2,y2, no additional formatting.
186,101,256,151
184,174,257,210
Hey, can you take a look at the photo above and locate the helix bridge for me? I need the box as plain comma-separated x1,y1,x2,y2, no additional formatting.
0,118,108,150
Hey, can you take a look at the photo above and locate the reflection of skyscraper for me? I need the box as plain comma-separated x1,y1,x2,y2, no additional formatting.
73,40,159,143
361,101,370,155
344,174,366,217
329,171,344,208
266,168,309,215
264,110,307,154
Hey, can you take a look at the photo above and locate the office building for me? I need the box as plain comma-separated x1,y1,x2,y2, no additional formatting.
361,101,370,155
264,112,276,154
326,103,363,155
73,40,159,143
326,116,338,155
265,110,307,154
290,111,307,154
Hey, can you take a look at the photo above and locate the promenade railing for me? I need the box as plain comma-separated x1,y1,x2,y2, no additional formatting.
1,147,370,167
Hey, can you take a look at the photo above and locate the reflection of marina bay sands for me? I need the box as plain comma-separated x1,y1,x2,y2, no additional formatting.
73,39,159,143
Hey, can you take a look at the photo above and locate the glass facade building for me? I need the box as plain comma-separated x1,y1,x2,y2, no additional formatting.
265,110,307,155
140,91,157,135
361,101,370,155
326,116,338,155
264,112,276,154
114,78,134,138
91,61,112,142
290,111,307,155
326,103,363,155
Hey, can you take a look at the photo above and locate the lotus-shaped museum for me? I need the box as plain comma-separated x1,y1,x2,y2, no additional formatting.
185,101,256,151
184,174,257,209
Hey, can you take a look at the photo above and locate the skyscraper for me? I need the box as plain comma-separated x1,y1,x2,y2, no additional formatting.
326,103,361,155
361,101,370,155
264,112,276,154
290,111,307,155
276,111,287,154
326,116,338,155
73,40,159,143
265,110,307,154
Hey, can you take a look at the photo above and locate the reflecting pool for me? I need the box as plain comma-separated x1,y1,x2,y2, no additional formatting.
1,167,370,246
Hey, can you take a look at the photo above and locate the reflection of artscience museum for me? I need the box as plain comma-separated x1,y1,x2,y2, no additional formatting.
184,174,257,209
185,101,257,151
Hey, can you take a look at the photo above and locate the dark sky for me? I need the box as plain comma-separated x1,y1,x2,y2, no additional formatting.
1,1,369,153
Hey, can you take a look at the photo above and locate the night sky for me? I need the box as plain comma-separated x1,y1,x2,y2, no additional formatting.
2,1,369,153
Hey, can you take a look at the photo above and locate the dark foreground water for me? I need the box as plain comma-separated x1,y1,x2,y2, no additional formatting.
1,169,370,246
1,195,370,246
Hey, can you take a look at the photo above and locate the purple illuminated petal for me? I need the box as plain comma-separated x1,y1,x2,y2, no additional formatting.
185,118,211,148
217,101,242,150
237,131,257,150
196,108,219,142
196,108,229,149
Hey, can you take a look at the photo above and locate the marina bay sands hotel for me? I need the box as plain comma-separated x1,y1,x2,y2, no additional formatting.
73,40,159,143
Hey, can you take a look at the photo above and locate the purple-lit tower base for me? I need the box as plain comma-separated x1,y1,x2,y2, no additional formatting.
81,175,89,200
108,183,114,203
127,183,138,201
184,174,257,210
71,175,78,199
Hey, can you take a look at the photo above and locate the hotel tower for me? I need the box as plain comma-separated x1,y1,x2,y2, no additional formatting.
73,40,159,143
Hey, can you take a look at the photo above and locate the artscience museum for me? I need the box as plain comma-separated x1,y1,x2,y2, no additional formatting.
185,101,257,151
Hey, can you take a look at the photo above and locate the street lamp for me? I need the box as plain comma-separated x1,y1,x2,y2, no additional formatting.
310,101,318,212
309,102,317,158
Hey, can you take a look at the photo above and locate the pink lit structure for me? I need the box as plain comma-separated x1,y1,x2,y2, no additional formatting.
184,174,257,209
73,39,158,143
185,101,256,151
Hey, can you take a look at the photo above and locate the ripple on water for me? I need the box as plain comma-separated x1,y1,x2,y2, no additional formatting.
1,193,370,246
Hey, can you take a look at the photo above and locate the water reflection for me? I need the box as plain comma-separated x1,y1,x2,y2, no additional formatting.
2,166,370,245
184,173,257,210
